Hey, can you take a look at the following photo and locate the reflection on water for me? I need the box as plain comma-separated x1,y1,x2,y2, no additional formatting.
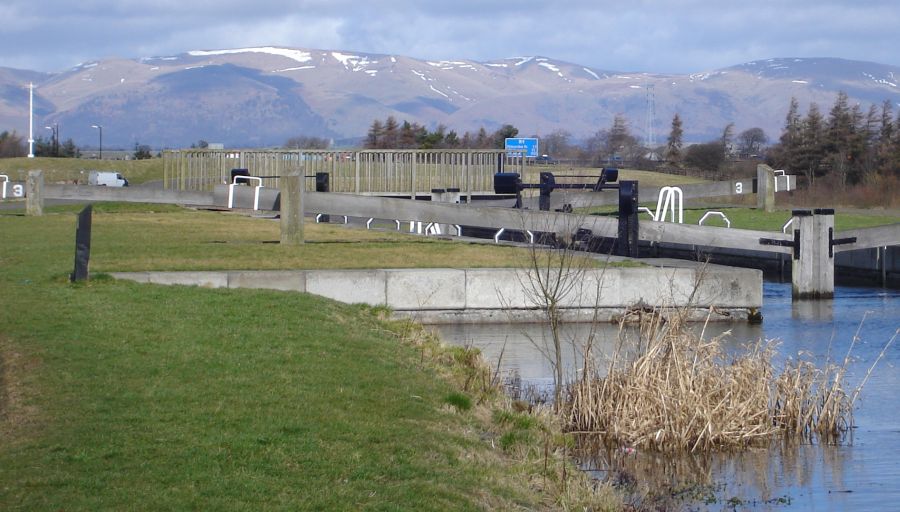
434,282,900,511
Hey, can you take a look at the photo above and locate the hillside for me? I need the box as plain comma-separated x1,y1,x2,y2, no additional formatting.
1,47,899,149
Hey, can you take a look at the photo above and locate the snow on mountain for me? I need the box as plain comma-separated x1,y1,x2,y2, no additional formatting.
2,48,899,148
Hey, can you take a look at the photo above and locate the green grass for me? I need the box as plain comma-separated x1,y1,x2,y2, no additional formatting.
1,207,576,510
1,204,544,273
584,205,899,232
0,157,164,185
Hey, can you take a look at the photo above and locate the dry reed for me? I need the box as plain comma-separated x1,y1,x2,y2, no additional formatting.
563,310,894,452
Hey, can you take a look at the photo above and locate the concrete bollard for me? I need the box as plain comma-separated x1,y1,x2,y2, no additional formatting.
756,164,776,212
26,170,44,216
279,171,304,245
791,209,834,299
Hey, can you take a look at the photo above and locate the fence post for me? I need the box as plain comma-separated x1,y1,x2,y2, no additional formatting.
280,171,304,245
791,209,834,299
26,170,43,216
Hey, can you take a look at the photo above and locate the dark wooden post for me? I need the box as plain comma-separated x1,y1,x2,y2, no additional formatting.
71,205,93,282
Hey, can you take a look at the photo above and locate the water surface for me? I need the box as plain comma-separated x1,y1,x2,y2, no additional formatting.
435,282,900,511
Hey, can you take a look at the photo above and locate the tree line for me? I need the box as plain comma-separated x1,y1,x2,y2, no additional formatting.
766,92,899,185
363,117,520,150
0,131,154,160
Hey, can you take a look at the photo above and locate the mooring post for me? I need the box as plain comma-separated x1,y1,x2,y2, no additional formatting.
26,170,43,216
280,170,304,245
71,205,93,282
315,172,330,223
791,209,834,299
756,164,776,212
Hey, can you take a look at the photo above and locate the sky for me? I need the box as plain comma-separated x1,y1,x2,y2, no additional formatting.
3,0,899,74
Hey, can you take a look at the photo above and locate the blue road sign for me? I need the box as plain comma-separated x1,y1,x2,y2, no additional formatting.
505,137,539,158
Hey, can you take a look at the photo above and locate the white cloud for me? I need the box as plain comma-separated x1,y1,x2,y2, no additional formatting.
1,0,898,73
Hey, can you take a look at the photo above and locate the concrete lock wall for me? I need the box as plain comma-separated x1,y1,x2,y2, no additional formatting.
110,265,762,324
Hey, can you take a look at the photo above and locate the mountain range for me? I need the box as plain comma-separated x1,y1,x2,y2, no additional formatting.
1,46,899,150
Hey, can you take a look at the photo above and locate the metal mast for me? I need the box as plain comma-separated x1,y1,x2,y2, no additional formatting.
644,84,656,151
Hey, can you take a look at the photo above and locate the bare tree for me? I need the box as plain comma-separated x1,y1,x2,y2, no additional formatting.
737,127,768,158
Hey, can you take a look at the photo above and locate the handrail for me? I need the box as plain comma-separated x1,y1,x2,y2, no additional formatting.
655,186,684,223
698,211,731,228
782,218,794,233
228,176,263,210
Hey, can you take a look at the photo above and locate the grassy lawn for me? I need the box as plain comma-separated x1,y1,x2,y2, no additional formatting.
0,157,164,185
0,206,618,511
584,205,899,232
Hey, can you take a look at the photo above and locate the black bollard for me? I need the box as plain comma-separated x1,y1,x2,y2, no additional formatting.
315,172,330,223
616,180,639,258
71,204,93,282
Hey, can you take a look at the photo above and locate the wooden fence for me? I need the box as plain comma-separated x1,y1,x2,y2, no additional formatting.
163,149,526,195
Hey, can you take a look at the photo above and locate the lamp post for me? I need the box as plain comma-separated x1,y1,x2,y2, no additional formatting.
44,123,59,157
91,124,102,160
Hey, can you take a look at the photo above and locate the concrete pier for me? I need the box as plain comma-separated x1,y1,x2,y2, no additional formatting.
110,264,763,324
791,209,835,299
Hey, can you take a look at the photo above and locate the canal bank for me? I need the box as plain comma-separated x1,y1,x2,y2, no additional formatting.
110,261,762,323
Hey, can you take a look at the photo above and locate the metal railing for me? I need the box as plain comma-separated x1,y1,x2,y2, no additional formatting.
163,149,526,196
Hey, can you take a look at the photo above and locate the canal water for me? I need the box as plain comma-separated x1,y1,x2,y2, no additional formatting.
434,282,899,511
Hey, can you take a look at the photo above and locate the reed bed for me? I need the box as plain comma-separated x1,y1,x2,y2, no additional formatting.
563,310,895,452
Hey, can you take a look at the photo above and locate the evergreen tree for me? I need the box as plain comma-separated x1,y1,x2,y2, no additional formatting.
382,116,399,148
365,119,384,149
798,103,826,184
491,124,519,149
771,97,802,170
665,113,684,164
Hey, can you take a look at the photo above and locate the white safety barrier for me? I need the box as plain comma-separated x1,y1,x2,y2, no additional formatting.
655,186,684,223
0,175,7,199
494,228,505,243
782,218,794,234
638,206,655,218
698,211,731,228
227,176,263,210
316,214,347,224
774,170,794,192
525,230,535,244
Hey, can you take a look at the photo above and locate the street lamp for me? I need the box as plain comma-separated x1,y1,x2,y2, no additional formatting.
44,123,59,157
91,124,103,160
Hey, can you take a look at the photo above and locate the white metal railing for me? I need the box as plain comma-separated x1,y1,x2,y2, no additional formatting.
782,218,794,233
698,211,731,228
655,186,684,223
228,176,263,210
0,175,7,199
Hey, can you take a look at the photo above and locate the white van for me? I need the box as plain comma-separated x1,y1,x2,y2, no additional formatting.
88,171,128,187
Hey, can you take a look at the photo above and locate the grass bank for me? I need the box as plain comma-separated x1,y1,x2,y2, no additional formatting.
583,205,898,231
0,206,620,510
0,157,163,185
